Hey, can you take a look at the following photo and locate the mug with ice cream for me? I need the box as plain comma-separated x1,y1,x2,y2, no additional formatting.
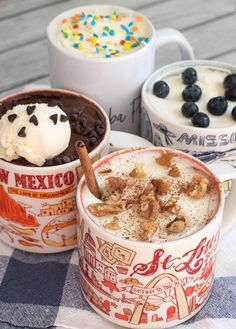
0,88,151,253
47,5,194,135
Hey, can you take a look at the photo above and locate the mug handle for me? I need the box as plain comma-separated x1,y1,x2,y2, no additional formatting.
109,130,153,153
208,162,236,235
156,28,194,60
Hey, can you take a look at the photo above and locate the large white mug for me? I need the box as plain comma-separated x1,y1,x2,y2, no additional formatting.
47,5,194,135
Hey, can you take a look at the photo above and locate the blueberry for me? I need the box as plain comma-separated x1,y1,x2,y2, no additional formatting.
182,67,197,85
96,124,105,136
225,88,236,101
181,102,199,118
232,107,236,121
153,81,170,98
207,96,228,116
223,74,236,89
191,112,210,128
182,85,202,102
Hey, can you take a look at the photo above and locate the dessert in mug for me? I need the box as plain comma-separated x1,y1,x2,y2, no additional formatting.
84,148,219,242
148,66,236,128
0,90,106,166
52,7,151,58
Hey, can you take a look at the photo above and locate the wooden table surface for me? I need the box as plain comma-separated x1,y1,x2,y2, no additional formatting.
0,0,236,99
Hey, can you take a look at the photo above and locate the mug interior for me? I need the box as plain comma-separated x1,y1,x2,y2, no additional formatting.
142,59,236,132
78,146,224,247
0,88,110,172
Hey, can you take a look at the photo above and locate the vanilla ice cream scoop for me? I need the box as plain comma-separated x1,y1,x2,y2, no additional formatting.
0,103,71,166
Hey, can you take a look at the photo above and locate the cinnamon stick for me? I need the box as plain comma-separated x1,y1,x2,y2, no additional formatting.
75,141,100,199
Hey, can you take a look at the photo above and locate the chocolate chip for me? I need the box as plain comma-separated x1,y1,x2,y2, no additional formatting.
73,124,82,134
29,115,38,126
8,114,17,123
96,124,105,136
26,105,36,115
50,114,58,125
73,106,84,114
18,126,26,137
80,117,87,127
89,130,99,139
46,159,55,166
60,114,68,122
55,157,63,165
62,155,72,163
70,113,79,121
89,137,98,146
95,119,102,126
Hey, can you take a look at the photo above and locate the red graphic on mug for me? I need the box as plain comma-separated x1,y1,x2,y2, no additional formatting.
0,184,39,227
39,197,76,216
79,228,216,326
42,215,77,247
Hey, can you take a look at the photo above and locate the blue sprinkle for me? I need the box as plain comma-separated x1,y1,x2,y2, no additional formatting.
79,35,84,40
105,15,110,18
102,32,107,37
138,37,143,42
91,20,96,26
105,54,111,58
125,35,131,40
80,14,85,20
73,43,78,48
96,47,99,53
84,21,87,26
87,14,93,18
121,24,129,34
145,37,150,43
93,33,99,38
102,45,107,49
116,50,121,53
128,31,134,35
109,29,115,36
128,22,134,27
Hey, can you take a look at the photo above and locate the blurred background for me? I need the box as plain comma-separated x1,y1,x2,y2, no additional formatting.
0,0,235,98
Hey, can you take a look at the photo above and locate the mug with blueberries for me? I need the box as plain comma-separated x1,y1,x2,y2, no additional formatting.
141,60,236,173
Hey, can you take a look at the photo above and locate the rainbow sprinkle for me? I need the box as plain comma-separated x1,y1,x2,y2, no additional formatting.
58,9,151,58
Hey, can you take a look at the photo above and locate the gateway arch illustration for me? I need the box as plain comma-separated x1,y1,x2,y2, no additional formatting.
130,273,190,325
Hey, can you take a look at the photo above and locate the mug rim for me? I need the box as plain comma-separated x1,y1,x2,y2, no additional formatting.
142,59,236,133
0,88,110,172
47,4,155,63
77,146,224,248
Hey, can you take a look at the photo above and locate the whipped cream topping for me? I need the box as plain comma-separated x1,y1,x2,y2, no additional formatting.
53,7,151,58
0,103,71,166
147,67,236,128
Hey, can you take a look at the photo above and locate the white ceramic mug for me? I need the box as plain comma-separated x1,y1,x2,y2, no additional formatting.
77,146,236,328
141,60,236,164
0,89,152,253
47,5,194,135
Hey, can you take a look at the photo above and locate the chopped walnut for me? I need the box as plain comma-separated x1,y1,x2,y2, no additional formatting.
139,200,159,220
140,220,158,241
129,163,146,178
152,178,170,195
88,202,124,216
187,176,209,199
98,168,112,174
155,151,173,167
106,176,127,193
166,216,186,233
103,216,121,231
162,195,180,214
168,163,181,177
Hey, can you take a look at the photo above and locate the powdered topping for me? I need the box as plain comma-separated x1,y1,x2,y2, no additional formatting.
84,149,219,243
